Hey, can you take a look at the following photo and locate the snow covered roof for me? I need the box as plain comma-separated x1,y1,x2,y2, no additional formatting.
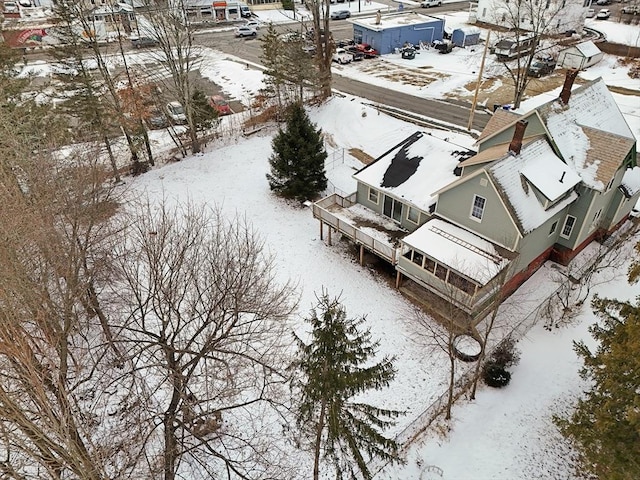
573,41,602,58
402,219,509,285
534,78,635,190
350,12,442,32
453,27,480,35
621,166,640,197
353,132,471,212
489,139,579,234
520,147,581,202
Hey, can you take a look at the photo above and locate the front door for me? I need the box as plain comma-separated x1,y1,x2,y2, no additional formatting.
383,195,402,223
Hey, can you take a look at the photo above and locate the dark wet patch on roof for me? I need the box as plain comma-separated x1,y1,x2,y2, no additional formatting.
381,133,424,188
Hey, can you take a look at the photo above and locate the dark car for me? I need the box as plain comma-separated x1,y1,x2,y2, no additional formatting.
337,38,355,48
434,40,453,54
527,57,556,77
131,37,159,49
330,10,351,20
401,47,416,59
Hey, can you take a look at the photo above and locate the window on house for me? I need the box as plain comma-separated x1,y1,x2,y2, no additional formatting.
383,196,402,223
605,177,615,192
368,188,379,204
447,271,477,295
424,257,436,273
407,206,420,224
592,209,602,228
412,251,424,268
470,195,486,221
549,221,558,236
482,7,486,16
561,215,576,238
434,264,448,281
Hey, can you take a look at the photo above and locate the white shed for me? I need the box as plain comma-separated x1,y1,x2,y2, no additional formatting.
557,41,603,70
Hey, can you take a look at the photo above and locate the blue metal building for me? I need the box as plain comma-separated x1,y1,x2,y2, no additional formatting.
350,12,445,55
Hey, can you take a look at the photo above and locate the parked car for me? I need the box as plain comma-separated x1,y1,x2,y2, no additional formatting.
596,8,611,19
330,10,351,20
235,26,257,37
354,43,379,58
434,40,453,54
146,107,169,129
622,5,639,14
586,8,595,18
401,46,416,59
345,46,364,60
527,57,556,77
165,101,187,124
131,36,159,48
421,0,441,6
595,0,610,5
208,95,232,116
332,48,353,64
337,38,355,48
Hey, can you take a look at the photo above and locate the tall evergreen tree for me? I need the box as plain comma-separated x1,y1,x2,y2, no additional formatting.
190,88,219,133
266,102,327,201
557,295,640,479
293,292,403,480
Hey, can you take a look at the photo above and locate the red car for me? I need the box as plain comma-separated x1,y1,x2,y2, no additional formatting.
208,95,232,115
354,43,379,58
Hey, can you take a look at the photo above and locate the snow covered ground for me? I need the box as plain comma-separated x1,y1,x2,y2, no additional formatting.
17,6,640,477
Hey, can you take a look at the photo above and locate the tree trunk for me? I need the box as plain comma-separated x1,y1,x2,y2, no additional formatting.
313,398,327,480
102,135,120,183
446,349,455,420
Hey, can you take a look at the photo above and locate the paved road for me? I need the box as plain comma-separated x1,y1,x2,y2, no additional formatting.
195,23,491,132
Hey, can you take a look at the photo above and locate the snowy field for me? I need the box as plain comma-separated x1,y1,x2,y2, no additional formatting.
17,7,640,477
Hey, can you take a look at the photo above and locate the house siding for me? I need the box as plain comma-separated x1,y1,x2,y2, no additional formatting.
513,209,570,273
436,172,520,249
353,18,444,55
356,182,429,232
477,114,546,152
474,0,586,34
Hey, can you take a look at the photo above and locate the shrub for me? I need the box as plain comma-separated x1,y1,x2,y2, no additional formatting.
483,363,511,388
490,337,521,369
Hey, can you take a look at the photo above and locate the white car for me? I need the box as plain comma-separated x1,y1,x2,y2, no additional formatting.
244,20,262,30
421,0,442,7
165,101,187,124
235,26,257,37
332,48,353,64
596,8,611,19
586,8,595,18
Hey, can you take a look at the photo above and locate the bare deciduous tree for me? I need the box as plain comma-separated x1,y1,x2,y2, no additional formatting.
110,200,300,480
488,0,569,108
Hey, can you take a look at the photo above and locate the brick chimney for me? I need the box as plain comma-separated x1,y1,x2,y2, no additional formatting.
509,120,528,155
559,69,579,105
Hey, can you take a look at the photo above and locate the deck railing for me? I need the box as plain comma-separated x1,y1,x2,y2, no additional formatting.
313,193,399,264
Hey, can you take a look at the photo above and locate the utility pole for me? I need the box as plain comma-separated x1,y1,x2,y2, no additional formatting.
468,29,490,132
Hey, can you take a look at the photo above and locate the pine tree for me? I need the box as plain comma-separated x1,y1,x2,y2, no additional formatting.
557,295,640,479
293,292,403,480
266,103,327,201
190,89,219,133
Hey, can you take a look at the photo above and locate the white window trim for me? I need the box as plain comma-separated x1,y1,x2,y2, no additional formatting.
560,215,576,238
470,195,486,222
368,187,379,205
407,206,420,225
